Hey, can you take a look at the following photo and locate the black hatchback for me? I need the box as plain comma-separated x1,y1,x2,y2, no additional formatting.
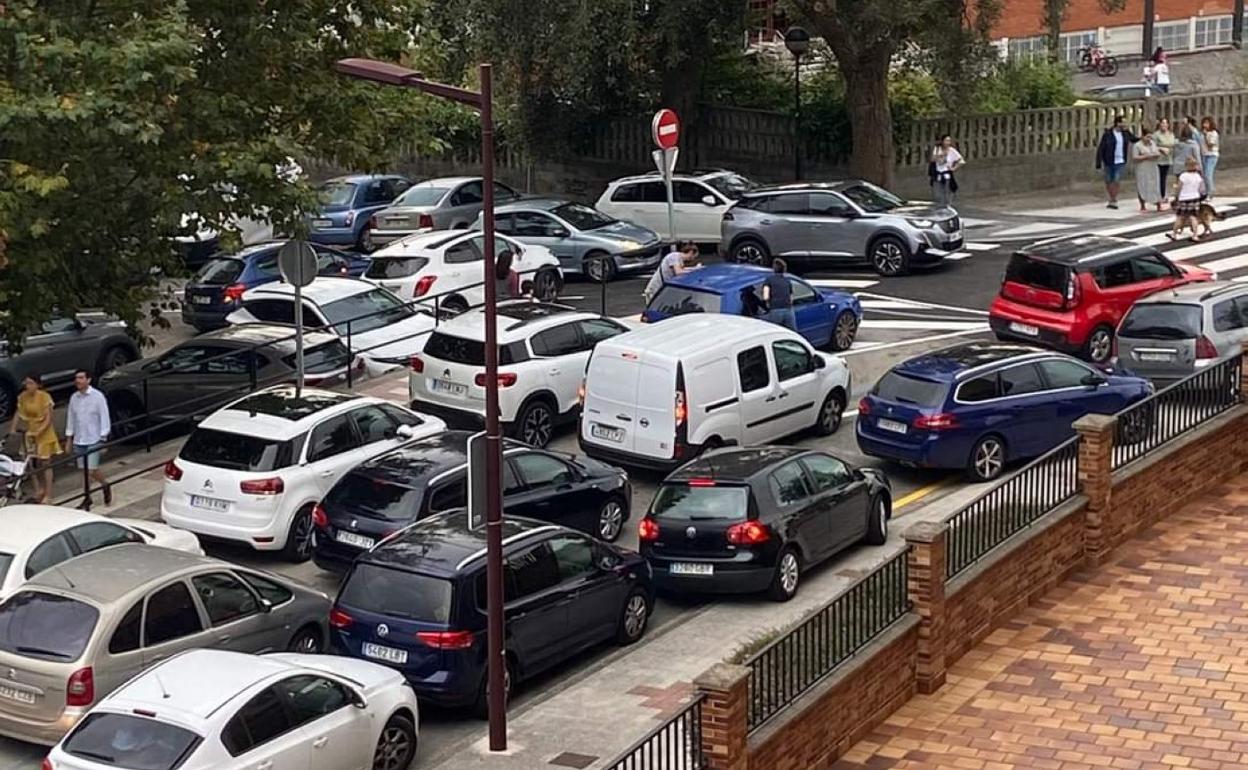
312,430,632,571
638,446,891,601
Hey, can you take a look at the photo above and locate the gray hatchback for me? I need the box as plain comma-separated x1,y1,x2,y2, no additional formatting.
1115,282,1248,388
369,176,521,247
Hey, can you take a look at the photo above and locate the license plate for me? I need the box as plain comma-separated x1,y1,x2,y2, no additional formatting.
190,295,212,305
363,642,408,664
190,495,229,512
670,562,713,576
1009,322,1039,337
313,218,333,229
877,418,908,434
591,424,624,443
1139,352,1173,362
431,379,468,397
0,685,35,705
336,530,375,549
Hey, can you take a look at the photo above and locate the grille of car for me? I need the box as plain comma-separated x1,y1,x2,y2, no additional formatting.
940,217,960,233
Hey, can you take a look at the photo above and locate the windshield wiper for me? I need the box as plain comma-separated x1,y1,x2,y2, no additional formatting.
15,646,71,659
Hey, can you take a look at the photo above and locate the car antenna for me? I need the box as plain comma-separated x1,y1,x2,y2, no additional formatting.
154,671,171,699
52,565,75,589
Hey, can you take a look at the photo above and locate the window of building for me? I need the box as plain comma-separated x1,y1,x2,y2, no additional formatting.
1060,31,1098,64
1155,21,1191,52
1006,35,1047,62
1195,16,1232,49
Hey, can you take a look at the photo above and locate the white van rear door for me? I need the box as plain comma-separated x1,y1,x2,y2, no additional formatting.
582,350,642,453
633,357,677,461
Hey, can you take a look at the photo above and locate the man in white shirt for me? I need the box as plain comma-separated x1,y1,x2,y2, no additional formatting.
65,369,112,507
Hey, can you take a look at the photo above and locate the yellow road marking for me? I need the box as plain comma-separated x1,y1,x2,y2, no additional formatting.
893,477,954,514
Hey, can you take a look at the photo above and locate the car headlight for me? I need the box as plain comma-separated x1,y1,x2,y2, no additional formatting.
616,240,641,251
907,218,935,229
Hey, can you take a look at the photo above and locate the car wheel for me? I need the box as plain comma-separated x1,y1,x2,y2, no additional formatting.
732,238,769,266
596,497,627,542
1083,325,1114,364
514,399,555,448
967,435,1006,482
585,251,616,283
95,345,134,378
830,311,858,351
442,295,470,315
813,390,845,436
357,224,375,253
870,236,910,277
767,547,801,602
281,505,315,563
109,396,148,443
865,496,890,545
473,657,515,720
0,381,16,423
372,714,417,770
286,625,322,654
616,589,650,645
532,269,561,301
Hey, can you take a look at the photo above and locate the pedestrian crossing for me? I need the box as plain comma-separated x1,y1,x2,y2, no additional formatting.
1083,203,1248,282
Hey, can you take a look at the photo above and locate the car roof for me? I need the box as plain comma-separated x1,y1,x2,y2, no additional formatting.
893,342,1050,380
205,242,283,261
244,276,377,302
668,446,807,483
612,169,735,185
744,181,856,196
0,505,125,553
434,302,594,340
1016,235,1152,267
362,510,560,578
410,176,478,187
197,386,362,438
324,174,406,185
664,263,775,292
355,431,525,486
1135,279,1245,305
494,198,566,213
193,323,337,352
598,315,785,358
22,545,217,605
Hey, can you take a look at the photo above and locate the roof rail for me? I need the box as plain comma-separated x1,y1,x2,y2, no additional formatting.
456,525,561,570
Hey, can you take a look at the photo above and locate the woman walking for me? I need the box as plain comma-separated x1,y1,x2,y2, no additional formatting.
1133,129,1163,213
929,135,963,207
1168,157,1207,242
1201,116,1220,198
7,375,59,503
1154,118,1176,202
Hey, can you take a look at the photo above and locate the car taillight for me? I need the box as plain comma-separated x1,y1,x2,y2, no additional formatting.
329,608,353,629
688,478,716,487
475,371,517,387
1196,335,1218,359
577,380,586,406
312,503,328,529
727,521,770,545
1063,272,1080,309
675,391,687,426
345,210,356,227
418,213,434,230
410,355,425,373
163,460,183,482
914,413,959,431
857,398,872,416
414,275,437,297
223,283,247,303
41,758,53,770
240,477,285,495
638,517,660,542
66,667,94,707
417,630,475,650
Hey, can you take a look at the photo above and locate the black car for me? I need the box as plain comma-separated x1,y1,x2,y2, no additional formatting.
638,446,891,601
312,430,632,571
329,511,653,715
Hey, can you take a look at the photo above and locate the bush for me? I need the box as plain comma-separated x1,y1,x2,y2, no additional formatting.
974,58,1076,112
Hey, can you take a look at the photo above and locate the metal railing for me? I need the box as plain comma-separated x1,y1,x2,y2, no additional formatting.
1111,354,1242,471
743,549,910,733
945,437,1080,580
600,695,705,770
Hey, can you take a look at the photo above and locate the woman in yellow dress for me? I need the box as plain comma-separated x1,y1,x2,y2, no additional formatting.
8,374,60,503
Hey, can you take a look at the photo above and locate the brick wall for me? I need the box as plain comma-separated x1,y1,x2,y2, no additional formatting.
993,0,1233,40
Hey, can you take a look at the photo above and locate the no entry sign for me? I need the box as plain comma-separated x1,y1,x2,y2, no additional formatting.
652,109,680,150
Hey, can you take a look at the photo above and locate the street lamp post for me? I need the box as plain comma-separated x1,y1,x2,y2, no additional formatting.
334,58,509,753
784,27,810,182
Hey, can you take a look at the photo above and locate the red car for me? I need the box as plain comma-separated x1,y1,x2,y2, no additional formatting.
989,236,1213,363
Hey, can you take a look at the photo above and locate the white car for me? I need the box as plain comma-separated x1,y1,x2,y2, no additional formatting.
410,301,632,447
46,648,418,770
0,505,201,600
595,169,758,242
225,277,437,377
364,229,564,313
160,385,445,561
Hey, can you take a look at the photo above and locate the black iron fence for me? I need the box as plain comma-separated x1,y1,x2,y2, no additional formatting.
600,695,706,770
743,549,910,734
944,437,1080,580
1111,354,1243,471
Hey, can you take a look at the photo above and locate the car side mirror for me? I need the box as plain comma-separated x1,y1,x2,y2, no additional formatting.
396,424,416,440
1081,373,1106,387
550,228,570,238
258,598,273,614
351,691,368,709
701,195,718,207
813,355,827,370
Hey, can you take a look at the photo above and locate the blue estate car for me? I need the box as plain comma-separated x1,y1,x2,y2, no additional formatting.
856,343,1151,482
643,263,863,351
308,174,412,252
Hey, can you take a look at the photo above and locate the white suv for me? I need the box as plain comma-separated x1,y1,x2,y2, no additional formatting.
409,302,631,447
595,169,757,242
160,385,445,561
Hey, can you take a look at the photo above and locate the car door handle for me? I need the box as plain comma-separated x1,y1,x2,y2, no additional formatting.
257,762,273,770
760,219,775,225
217,634,231,644
312,736,329,749
778,391,789,399
548,368,561,376
321,470,336,477
615,414,632,422
765,396,777,402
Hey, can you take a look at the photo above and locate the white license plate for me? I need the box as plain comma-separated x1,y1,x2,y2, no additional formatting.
190,295,212,305
1009,322,1039,337
190,495,229,512
362,642,408,664
670,562,713,576
0,685,35,705
877,418,908,434
336,530,375,549
313,218,333,229
431,379,468,397
591,424,624,443
1139,352,1173,362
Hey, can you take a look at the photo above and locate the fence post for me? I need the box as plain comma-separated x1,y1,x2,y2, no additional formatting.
694,663,750,770
345,320,354,390
81,457,91,511
1239,345,1248,400
1074,413,1116,564
904,523,947,694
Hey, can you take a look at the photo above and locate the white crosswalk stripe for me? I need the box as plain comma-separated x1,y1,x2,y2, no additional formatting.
1078,202,1248,282
1163,233,1248,262
945,252,971,261
964,242,999,252
806,278,879,290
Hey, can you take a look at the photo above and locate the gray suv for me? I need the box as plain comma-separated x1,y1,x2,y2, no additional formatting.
369,176,521,247
720,181,963,276
1115,282,1248,388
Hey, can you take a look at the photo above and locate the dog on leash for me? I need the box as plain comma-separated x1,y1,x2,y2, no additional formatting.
1195,202,1226,236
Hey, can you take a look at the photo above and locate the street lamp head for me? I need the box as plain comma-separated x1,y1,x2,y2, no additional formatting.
334,58,425,86
784,27,811,57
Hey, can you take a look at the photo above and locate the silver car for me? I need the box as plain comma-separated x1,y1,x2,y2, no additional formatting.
0,544,329,745
720,181,963,277
479,198,664,282
369,176,521,247
1115,282,1248,388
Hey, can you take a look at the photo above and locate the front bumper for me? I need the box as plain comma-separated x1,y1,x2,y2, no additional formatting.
613,248,664,273
914,230,964,263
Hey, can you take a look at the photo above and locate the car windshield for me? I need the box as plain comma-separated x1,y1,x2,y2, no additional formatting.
1119,303,1203,339
339,563,453,622
703,173,757,200
551,203,615,231
873,371,948,406
1005,254,1069,293
364,257,429,280
320,182,357,207
63,713,201,770
193,258,244,286
180,428,295,472
0,592,99,661
321,289,415,335
394,187,449,207
838,182,906,213
324,472,422,522
651,286,721,316
651,483,749,522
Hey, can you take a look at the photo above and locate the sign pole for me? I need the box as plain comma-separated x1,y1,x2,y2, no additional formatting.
278,240,317,398
651,109,681,247
294,284,304,397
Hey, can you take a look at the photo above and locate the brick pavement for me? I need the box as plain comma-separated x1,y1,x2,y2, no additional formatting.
833,475,1248,770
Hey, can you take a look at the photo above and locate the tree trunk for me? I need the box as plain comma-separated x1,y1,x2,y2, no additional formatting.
1044,0,1066,59
842,52,894,187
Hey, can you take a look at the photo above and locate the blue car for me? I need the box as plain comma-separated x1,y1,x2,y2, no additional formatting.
308,174,412,252
642,263,863,350
856,343,1151,482
181,241,370,330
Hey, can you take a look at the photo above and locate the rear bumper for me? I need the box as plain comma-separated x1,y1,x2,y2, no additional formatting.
647,558,774,595
180,303,233,329
308,228,357,246
312,532,364,571
329,634,480,708
161,500,286,551
578,435,693,472
855,421,968,469
0,705,87,746
410,399,489,431
988,315,1081,351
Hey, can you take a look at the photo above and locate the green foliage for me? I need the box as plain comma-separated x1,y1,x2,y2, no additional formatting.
700,52,791,112
973,59,1076,112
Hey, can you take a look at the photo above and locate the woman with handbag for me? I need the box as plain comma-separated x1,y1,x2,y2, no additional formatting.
929,135,963,207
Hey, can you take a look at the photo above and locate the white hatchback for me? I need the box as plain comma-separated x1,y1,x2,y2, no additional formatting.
46,648,418,770
160,385,444,561
595,170,757,242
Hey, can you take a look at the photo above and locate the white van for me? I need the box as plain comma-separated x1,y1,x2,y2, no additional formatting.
579,315,850,469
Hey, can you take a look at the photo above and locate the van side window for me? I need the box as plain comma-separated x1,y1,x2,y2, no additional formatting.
772,341,814,381
737,347,770,393
506,542,561,599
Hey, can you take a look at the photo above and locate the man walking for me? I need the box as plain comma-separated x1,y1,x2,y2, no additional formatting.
761,258,795,330
1095,115,1137,209
65,369,111,508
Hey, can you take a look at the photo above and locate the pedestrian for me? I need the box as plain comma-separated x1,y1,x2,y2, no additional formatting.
1132,129,1163,213
1152,46,1167,64
1201,116,1220,198
1169,124,1202,180
643,241,700,305
1152,57,1171,94
1142,60,1155,87
1095,115,1137,209
928,134,963,207
495,247,523,300
1183,115,1204,154
1167,157,1207,242
740,285,767,318
760,259,795,330
65,369,111,508
7,374,59,503
1154,117,1176,202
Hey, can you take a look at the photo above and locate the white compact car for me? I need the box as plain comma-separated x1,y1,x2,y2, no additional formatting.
579,314,850,469
45,648,418,770
364,229,564,313
160,385,444,561
225,277,437,377
410,301,631,447
0,505,201,601
595,169,757,242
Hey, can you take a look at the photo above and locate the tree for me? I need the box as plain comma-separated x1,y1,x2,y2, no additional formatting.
1043,0,1125,58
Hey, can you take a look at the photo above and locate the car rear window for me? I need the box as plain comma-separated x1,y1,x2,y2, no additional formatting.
338,563,453,623
394,187,449,207
180,428,296,472
284,340,350,374
324,472,422,522
365,257,430,280
1119,303,1203,339
872,371,947,407
651,286,721,315
1005,254,1069,293
193,258,244,286
63,713,201,770
320,182,357,207
423,332,522,365
0,591,99,661
651,483,750,522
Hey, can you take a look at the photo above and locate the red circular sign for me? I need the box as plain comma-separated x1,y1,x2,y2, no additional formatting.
652,109,680,150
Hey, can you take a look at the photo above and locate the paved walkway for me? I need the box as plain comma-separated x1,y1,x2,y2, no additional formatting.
834,474,1248,770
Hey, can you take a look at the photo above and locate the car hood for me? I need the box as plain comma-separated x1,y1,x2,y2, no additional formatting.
114,518,204,555
98,359,153,389
353,313,438,361
887,203,957,219
581,221,661,246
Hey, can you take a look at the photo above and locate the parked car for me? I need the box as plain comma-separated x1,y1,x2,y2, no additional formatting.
579,314,850,470
369,176,521,248
989,235,1213,363
306,174,412,252
364,230,564,312
330,511,652,715
638,447,890,601
410,302,631,447
595,169,757,242
225,277,437,377
181,241,370,331
314,430,631,570
1076,84,1158,104
101,324,355,439
160,385,445,561
0,314,139,421
642,263,862,351
1115,281,1248,388
856,343,1152,481
0,505,201,601
481,198,663,282
0,545,331,745
46,649,419,770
